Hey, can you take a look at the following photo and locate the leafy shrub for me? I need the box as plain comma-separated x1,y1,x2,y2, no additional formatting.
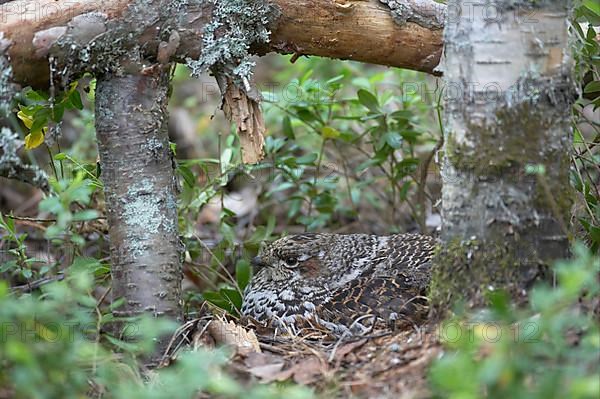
429,244,600,399
0,264,314,398
571,1,600,252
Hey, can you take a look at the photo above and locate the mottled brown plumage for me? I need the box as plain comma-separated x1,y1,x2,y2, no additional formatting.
241,233,435,336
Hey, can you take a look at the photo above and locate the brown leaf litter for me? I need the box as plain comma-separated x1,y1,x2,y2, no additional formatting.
162,312,443,398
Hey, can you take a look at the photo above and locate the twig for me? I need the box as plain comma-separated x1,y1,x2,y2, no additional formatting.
192,233,241,295
5,215,57,222
4,214,106,223
159,318,201,367
11,274,64,292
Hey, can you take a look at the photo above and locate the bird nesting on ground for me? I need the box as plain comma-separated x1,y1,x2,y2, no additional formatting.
241,233,436,336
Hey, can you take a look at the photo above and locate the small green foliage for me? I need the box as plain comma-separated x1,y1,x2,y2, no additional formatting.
0,213,36,281
258,66,438,231
16,84,84,149
429,244,600,399
0,264,314,398
571,1,600,253
40,171,100,247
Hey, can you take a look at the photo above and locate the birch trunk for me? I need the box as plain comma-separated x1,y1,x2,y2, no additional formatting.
431,0,574,310
95,64,181,365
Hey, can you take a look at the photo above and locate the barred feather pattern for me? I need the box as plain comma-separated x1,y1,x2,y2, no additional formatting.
241,233,436,335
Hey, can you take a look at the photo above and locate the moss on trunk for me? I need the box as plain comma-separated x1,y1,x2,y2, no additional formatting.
434,0,573,312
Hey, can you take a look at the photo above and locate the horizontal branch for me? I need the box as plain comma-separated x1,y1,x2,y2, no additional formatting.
0,0,444,89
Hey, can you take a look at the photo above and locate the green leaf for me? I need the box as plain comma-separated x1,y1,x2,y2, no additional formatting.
321,126,341,140
202,291,234,313
69,89,84,110
70,256,103,273
21,268,33,279
584,80,600,93
39,197,63,214
177,164,196,188
51,104,65,123
396,158,420,174
288,198,302,218
270,181,295,193
399,129,421,143
72,210,99,221
356,157,384,173
236,259,251,291
357,89,379,112
397,180,412,200
0,213,16,233
282,115,295,139
296,152,318,165
325,74,345,86
295,108,318,123
578,218,600,243
105,334,141,352
384,132,402,149
219,288,243,313
30,110,50,133
23,87,48,102
390,109,413,121
583,0,600,16
220,148,233,172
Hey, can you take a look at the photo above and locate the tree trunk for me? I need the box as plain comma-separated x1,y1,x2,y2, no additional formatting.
431,1,574,311
95,64,181,365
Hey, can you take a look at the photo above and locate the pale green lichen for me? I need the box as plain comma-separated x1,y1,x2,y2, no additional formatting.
0,128,49,190
379,0,445,30
123,179,161,233
186,0,279,85
122,179,161,257
121,178,178,257
0,35,16,117
0,62,13,116
144,137,165,157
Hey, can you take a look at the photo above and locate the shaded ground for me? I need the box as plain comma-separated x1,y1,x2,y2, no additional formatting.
165,312,443,398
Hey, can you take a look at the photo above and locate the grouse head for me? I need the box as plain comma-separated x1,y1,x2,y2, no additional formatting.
250,233,334,283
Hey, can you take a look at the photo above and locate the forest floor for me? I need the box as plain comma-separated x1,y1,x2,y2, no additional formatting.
164,310,443,398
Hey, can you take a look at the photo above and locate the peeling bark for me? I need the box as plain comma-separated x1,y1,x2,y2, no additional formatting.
214,74,266,164
95,64,181,365
431,0,574,311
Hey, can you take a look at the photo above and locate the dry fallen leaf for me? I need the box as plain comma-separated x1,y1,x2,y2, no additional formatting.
247,363,287,380
248,355,328,385
207,318,261,356
289,356,327,384
331,339,367,364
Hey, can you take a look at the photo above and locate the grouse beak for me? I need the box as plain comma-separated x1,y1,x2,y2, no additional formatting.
251,256,267,270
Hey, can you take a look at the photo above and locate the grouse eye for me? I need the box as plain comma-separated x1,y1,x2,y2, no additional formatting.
283,256,299,268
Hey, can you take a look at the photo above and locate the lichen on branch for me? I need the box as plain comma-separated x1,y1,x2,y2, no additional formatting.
186,0,279,85
0,128,49,190
0,33,17,117
379,0,445,30
187,0,278,164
